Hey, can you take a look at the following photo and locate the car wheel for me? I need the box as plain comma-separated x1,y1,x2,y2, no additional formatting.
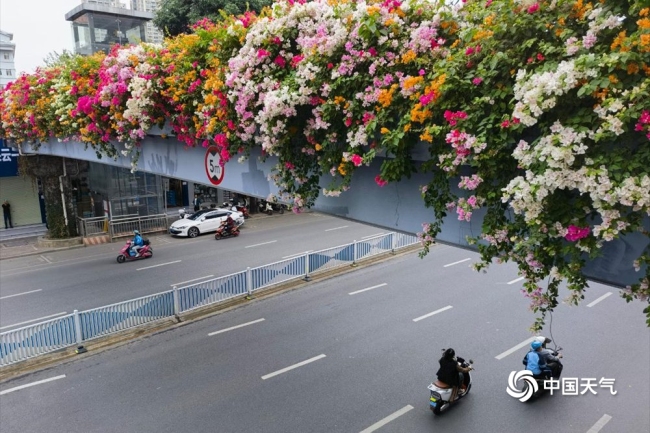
188,227,199,238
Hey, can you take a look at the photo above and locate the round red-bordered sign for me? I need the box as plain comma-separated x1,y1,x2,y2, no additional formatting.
205,146,225,185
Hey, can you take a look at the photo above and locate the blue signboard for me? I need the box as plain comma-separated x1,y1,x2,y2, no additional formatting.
0,139,19,177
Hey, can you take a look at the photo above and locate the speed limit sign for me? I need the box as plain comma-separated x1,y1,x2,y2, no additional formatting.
205,146,225,185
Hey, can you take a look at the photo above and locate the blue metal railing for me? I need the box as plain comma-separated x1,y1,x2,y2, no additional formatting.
0,232,419,367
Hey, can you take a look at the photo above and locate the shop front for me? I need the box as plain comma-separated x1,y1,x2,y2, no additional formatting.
0,141,44,228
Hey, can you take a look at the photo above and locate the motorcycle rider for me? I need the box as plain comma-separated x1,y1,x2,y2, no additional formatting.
221,215,235,235
131,230,144,257
436,348,472,402
524,340,550,379
535,336,563,379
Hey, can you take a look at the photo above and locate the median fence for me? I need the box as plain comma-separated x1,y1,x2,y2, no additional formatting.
0,232,419,367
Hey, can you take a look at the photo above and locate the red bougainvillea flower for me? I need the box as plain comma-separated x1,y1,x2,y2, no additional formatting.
375,175,388,187
351,154,363,166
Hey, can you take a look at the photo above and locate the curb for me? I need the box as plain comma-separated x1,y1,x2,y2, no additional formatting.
0,244,423,383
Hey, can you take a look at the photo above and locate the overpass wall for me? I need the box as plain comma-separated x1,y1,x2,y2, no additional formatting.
23,137,648,288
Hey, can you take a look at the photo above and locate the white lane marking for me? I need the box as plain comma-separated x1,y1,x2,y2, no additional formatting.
507,276,525,285
261,354,326,380
208,318,265,336
325,226,348,232
587,292,612,308
413,306,453,322
39,255,52,264
136,260,182,271
170,275,214,287
359,405,414,433
443,258,471,268
349,283,387,296
245,240,278,249
0,312,68,330
0,289,42,300
495,337,536,360
282,251,312,259
0,375,67,395
361,233,385,239
586,414,612,433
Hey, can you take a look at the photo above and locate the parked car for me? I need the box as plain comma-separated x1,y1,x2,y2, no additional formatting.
178,202,218,219
169,209,244,238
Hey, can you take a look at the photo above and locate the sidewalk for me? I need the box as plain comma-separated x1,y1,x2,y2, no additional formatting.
0,214,179,261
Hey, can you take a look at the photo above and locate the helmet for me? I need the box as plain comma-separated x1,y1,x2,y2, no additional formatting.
134,230,140,235
535,336,551,345
531,340,542,350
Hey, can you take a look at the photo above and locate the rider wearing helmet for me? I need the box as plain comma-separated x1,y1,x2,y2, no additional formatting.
535,336,563,379
131,230,144,257
436,348,472,402
524,340,549,378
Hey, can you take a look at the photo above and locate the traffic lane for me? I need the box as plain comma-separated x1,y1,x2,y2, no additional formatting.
0,213,403,328
2,246,646,433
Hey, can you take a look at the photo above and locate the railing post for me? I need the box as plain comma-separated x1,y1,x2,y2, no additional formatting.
352,240,357,267
73,309,83,344
173,286,180,317
391,232,396,254
246,267,253,297
303,253,310,281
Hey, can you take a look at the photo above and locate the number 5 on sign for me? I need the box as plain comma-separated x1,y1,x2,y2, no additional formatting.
205,146,225,185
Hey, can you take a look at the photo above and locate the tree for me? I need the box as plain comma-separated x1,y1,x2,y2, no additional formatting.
154,0,272,37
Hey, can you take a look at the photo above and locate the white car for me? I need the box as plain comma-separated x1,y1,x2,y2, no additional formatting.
169,209,244,238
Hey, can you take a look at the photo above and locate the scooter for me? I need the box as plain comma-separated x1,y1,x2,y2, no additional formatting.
258,200,274,215
428,357,474,415
223,201,250,219
117,239,153,263
215,223,240,240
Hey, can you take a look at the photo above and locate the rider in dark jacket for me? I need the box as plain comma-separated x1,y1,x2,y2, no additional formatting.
436,348,471,401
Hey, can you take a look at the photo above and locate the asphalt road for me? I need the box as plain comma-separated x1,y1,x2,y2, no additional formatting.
1,239,648,433
0,212,393,330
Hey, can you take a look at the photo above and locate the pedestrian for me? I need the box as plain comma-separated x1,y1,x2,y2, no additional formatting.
2,200,13,229
193,194,201,212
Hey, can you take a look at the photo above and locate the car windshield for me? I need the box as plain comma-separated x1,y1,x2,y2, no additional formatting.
186,210,211,221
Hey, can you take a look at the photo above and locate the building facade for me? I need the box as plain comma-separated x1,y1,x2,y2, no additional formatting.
130,0,164,44
0,30,16,88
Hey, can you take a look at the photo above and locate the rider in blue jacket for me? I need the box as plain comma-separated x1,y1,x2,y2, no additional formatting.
525,340,548,377
131,230,144,257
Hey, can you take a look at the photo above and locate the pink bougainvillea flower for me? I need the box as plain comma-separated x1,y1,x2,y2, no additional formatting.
501,119,510,128
565,225,590,242
351,154,363,167
419,69,425,76
285,161,295,170
375,175,388,187
472,77,483,85
527,3,539,13
344,117,352,127
465,46,475,56
536,53,545,61
327,63,334,69
257,49,270,58
368,47,378,57
290,55,304,68
227,120,236,130
215,133,228,147
419,91,435,106
273,55,286,67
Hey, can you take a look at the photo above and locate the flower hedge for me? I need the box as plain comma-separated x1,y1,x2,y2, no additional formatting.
1,0,649,329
